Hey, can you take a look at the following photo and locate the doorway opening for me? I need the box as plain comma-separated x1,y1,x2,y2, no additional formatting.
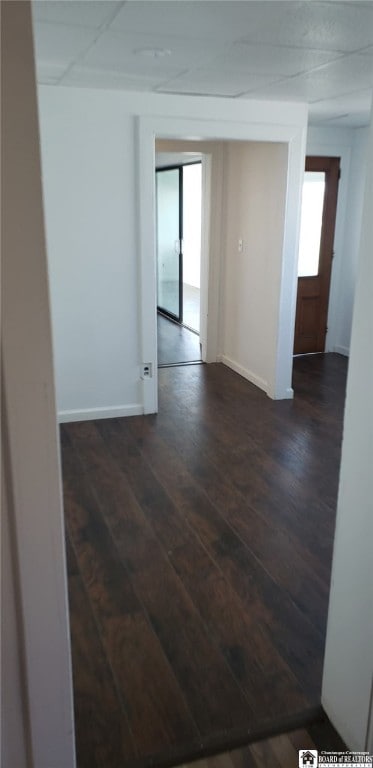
294,156,341,356
156,157,203,367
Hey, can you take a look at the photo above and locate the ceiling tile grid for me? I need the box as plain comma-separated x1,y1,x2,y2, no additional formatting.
32,0,373,127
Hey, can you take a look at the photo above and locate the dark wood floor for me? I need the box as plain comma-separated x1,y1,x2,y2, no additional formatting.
158,312,201,366
182,716,345,768
62,353,348,768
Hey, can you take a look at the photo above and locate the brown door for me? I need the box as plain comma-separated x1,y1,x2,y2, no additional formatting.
294,156,340,355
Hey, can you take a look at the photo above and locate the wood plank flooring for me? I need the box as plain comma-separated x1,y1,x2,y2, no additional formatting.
181,718,345,768
62,354,348,768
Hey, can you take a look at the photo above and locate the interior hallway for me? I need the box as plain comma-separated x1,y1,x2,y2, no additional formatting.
62,354,347,768
157,312,201,366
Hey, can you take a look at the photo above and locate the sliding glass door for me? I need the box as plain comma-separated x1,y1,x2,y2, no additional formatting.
156,167,183,322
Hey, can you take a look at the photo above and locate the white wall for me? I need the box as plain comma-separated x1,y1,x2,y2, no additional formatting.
306,125,369,356
220,141,288,394
183,163,202,289
2,3,75,765
322,111,373,750
38,91,231,420
38,89,142,421
38,86,306,418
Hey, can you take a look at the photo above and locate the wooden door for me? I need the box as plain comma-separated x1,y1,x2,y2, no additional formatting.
294,156,340,355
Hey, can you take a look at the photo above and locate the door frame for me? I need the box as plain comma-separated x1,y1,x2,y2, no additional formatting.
156,164,184,324
156,159,203,329
136,112,308,413
304,136,353,357
294,155,341,355
154,147,215,366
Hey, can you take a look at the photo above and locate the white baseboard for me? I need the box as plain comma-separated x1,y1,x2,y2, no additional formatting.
58,403,143,423
219,354,268,394
334,345,349,357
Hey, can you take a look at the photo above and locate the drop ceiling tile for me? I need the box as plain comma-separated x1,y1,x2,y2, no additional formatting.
240,75,312,103
31,0,373,127
33,21,98,66
309,88,373,120
307,54,373,100
110,1,373,52
109,1,251,42
80,30,226,74
36,61,68,82
357,45,373,57
244,53,373,103
32,1,123,29
211,42,343,78
321,112,371,128
60,66,171,91
157,69,282,98
237,1,373,52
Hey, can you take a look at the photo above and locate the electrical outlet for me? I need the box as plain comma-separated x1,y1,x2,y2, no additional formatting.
141,363,152,380
238,238,244,253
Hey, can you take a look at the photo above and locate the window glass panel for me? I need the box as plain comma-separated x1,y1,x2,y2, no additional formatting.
298,171,325,277
156,169,180,317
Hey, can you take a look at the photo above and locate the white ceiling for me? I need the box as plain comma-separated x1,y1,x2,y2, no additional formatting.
32,1,373,127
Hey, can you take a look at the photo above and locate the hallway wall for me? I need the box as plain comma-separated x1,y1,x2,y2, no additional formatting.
220,141,288,393
38,86,306,418
322,109,373,750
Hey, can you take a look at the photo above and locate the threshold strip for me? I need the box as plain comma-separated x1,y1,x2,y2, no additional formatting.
158,360,203,369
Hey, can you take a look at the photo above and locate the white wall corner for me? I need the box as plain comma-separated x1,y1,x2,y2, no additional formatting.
333,345,350,357
267,384,294,401
220,354,268,395
272,124,308,400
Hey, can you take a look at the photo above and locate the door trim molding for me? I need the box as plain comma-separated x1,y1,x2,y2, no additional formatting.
137,110,307,412
293,156,341,355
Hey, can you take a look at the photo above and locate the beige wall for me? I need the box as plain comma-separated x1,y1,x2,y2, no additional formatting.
220,141,288,392
156,139,289,394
